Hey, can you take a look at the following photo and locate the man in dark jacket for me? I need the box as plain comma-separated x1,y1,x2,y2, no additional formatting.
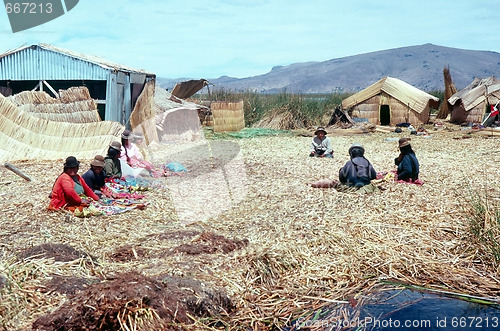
339,143,377,187
395,138,419,181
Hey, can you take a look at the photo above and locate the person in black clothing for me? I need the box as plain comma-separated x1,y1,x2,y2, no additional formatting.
395,138,419,181
339,143,377,188
82,155,106,197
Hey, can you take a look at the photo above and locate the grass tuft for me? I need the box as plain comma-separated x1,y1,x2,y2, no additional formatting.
463,186,500,264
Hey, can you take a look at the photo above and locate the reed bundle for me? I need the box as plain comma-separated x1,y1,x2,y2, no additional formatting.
130,80,158,144
212,101,245,132
0,96,123,163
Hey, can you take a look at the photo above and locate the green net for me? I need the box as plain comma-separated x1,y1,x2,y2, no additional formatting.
204,127,291,140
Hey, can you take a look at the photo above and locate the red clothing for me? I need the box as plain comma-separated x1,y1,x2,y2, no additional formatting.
49,173,99,210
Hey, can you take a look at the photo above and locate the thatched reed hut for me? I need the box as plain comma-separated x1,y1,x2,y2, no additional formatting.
448,76,500,124
341,77,440,126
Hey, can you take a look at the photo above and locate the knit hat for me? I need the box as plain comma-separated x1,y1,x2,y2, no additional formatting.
109,141,122,151
348,143,365,156
90,155,105,167
314,126,327,135
64,156,80,168
399,138,411,148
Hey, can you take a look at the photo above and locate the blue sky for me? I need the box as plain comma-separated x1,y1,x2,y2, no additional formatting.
1,0,499,79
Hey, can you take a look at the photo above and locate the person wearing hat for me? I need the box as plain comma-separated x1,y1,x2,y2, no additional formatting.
82,155,106,197
48,156,99,211
395,138,419,182
104,141,122,179
310,127,333,158
132,131,149,161
120,129,143,164
338,143,377,188
120,129,160,177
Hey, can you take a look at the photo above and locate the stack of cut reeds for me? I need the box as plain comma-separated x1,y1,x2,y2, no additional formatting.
0,96,123,163
212,100,245,132
7,87,100,123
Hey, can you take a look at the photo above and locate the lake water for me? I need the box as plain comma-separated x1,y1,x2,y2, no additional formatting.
289,288,500,330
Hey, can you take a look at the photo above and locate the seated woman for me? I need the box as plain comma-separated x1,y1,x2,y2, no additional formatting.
132,131,149,161
338,143,377,188
310,127,333,158
82,155,106,197
104,141,123,179
48,156,99,211
120,129,143,163
395,138,419,182
120,129,160,177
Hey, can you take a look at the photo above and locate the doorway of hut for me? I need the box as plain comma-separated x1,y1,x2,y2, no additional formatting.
379,105,390,126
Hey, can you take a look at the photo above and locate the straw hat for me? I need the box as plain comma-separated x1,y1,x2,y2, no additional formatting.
109,141,122,151
314,126,327,135
90,155,105,167
398,138,411,148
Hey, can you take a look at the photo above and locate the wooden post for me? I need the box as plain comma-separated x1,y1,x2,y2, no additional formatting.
4,163,32,181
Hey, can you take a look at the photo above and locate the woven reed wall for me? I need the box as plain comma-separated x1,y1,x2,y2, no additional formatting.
353,95,380,124
388,97,429,125
464,103,486,123
211,100,245,132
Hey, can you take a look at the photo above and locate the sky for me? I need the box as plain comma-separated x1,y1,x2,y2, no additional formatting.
1,0,500,79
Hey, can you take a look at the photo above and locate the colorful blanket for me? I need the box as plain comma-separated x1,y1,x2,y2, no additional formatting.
71,179,149,217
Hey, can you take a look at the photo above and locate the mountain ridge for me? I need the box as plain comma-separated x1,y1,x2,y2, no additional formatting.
157,44,500,93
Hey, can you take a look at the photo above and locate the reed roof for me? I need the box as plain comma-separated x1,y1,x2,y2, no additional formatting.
342,77,440,113
448,76,500,111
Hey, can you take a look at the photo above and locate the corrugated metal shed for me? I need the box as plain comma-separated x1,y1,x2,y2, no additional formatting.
0,43,156,125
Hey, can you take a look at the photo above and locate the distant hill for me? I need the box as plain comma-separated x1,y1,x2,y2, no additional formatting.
157,44,500,93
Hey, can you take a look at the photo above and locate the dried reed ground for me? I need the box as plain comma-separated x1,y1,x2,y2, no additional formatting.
1,128,500,329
